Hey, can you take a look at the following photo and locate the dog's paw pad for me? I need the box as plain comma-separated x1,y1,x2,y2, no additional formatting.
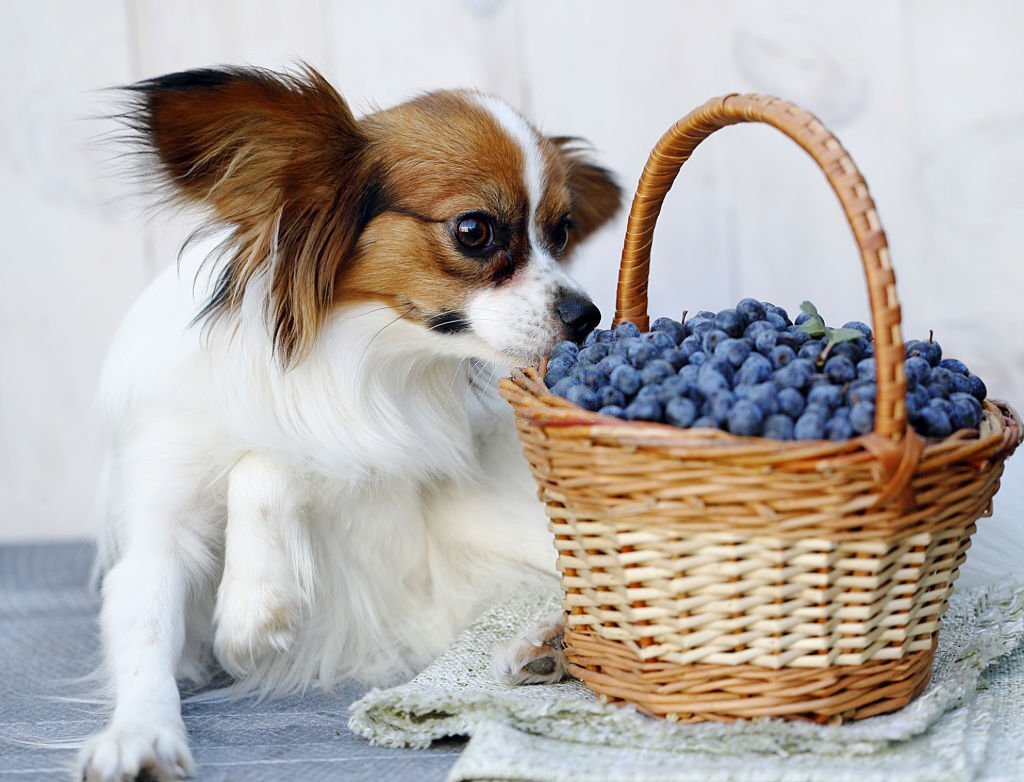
493,612,568,685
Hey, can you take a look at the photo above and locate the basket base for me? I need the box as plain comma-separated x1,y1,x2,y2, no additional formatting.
566,626,935,724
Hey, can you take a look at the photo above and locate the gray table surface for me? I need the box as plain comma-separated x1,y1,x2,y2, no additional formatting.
0,542,465,781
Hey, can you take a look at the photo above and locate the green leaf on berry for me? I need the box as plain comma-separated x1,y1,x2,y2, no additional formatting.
827,327,865,345
797,301,827,337
800,301,867,362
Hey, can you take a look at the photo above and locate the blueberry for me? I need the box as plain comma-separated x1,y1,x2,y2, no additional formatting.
828,342,863,363
707,390,738,424
679,364,700,385
728,399,765,436
578,343,610,365
912,406,952,438
547,354,576,373
661,348,687,370
715,338,752,368
967,374,987,401
645,331,676,352
610,364,642,395
565,384,600,411
715,308,745,337
697,364,730,396
689,319,716,342
785,327,810,347
583,329,598,347
842,321,873,339
774,363,811,390
850,402,875,434
705,357,735,384
799,339,826,362
550,377,575,397
825,416,853,441
544,365,571,388
692,416,721,430
598,354,628,374
846,380,876,406
770,345,797,370
744,382,780,416
703,328,730,354
778,387,805,418
679,335,703,359
745,320,776,340
599,386,626,408
598,405,625,418
763,414,795,440
658,375,694,403
688,350,707,366
795,312,813,326
736,353,773,385
765,313,788,330
764,303,792,326
808,384,843,409
636,384,663,401
627,340,659,368
549,341,579,361
905,339,942,367
906,385,931,415
929,366,957,397
857,358,876,381
696,310,717,320
651,317,686,344
665,397,698,427
928,397,953,418
824,355,856,384
754,329,778,355
795,411,826,440
939,358,969,376
625,399,663,422
641,359,675,385
950,392,983,429
902,356,929,390
736,298,767,325
578,365,608,389
614,321,641,340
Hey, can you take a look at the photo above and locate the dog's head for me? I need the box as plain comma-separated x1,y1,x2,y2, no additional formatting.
124,66,620,367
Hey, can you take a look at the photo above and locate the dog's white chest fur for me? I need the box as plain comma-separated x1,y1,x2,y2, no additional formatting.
96,253,556,693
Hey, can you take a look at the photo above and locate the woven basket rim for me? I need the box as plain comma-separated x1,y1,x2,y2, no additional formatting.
506,367,1022,458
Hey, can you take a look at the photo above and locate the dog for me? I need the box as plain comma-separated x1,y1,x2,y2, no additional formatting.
78,65,619,781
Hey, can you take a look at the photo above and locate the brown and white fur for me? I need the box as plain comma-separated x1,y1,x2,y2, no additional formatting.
80,66,619,781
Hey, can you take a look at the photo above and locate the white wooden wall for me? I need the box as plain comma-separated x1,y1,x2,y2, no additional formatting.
2,1,1022,541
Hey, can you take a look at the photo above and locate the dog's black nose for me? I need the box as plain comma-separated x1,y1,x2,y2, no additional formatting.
556,292,602,344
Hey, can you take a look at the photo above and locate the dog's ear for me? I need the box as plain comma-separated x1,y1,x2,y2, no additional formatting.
123,65,382,365
550,137,622,247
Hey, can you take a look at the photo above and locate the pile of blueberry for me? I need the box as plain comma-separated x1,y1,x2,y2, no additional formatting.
543,299,988,441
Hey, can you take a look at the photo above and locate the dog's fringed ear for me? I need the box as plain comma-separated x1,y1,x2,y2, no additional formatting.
550,136,622,248
122,65,382,365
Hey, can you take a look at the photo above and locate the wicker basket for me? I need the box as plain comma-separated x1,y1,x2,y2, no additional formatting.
500,94,1022,724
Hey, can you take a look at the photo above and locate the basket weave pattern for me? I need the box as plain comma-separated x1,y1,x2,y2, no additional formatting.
500,94,1021,723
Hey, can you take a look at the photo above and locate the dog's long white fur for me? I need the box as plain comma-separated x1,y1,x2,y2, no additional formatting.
81,97,587,781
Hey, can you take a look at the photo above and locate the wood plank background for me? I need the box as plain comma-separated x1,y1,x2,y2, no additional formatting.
2,1,1022,541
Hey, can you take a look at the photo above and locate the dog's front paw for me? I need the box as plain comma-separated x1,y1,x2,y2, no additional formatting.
79,719,193,782
213,577,300,677
494,612,568,685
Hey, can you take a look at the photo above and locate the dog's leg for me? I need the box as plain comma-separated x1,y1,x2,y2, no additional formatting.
494,612,568,685
213,452,315,678
79,540,195,781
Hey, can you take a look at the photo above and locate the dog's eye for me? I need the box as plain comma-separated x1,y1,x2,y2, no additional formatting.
550,218,571,254
455,216,492,250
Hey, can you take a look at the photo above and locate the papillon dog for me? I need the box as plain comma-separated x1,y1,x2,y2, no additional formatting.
79,65,619,781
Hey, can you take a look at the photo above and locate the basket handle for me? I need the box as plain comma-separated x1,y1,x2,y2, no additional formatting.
615,93,907,440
